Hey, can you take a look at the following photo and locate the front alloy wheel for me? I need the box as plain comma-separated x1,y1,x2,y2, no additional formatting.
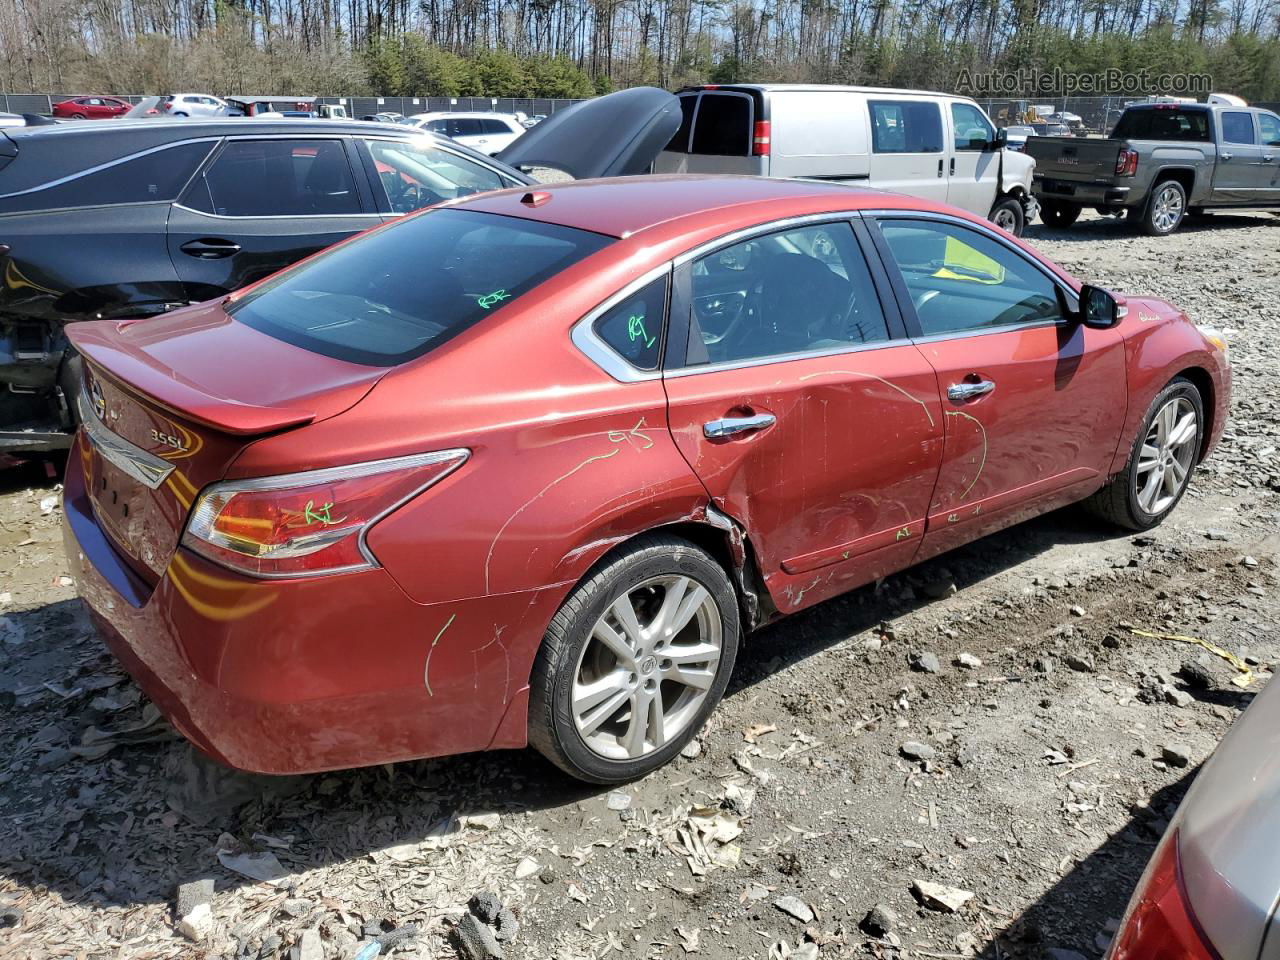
1134,397,1198,515
529,534,739,783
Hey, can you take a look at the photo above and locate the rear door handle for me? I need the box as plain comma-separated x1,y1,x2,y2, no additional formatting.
1265,155,1276,162
1220,152,1234,161
948,380,996,402
180,238,241,259
703,412,776,439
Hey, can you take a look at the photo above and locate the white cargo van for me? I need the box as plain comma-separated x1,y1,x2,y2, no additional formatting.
655,84,1039,235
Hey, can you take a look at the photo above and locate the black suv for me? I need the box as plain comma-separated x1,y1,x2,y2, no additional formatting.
0,118,536,452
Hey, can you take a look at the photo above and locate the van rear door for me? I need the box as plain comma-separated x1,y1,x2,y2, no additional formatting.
654,89,765,175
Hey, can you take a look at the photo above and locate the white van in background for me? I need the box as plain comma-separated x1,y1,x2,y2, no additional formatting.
655,84,1039,235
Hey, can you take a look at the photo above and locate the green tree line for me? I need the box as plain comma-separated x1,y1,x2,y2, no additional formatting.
0,0,1277,100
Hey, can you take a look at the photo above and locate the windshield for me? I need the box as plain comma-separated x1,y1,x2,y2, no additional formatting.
1113,108,1211,141
228,208,613,366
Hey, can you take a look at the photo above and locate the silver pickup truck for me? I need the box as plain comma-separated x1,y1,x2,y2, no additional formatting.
1026,101,1280,235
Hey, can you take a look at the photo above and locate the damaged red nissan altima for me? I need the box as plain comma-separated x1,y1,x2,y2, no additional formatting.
62,175,1230,783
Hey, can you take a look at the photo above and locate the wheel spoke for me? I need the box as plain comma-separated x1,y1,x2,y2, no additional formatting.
610,595,644,649
1139,465,1164,512
646,693,666,749
1169,411,1197,448
576,680,632,737
592,620,635,665
622,690,652,756
1137,442,1161,470
649,576,690,639
666,641,721,666
668,584,709,639
1168,457,1188,486
574,670,630,715
1155,403,1173,445
664,663,715,690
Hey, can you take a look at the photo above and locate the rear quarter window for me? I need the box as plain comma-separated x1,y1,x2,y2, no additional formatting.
228,208,614,366
0,140,215,213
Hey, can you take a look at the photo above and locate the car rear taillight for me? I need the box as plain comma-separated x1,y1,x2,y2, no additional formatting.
1108,831,1220,960
1116,147,1139,177
181,450,468,578
752,120,771,157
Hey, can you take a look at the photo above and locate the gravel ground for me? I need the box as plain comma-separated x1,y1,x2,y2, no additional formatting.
0,209,1278,960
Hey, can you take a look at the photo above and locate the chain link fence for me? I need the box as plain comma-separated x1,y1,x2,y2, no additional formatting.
0,93,585,117
976,95,1280,134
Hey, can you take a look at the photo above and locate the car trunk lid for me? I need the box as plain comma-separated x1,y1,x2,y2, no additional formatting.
495,86,681,180
67,302,387,584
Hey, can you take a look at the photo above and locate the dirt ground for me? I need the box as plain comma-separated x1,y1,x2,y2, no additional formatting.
1,210,1278,960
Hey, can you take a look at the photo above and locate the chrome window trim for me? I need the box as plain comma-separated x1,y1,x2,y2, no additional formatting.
171,202,378,222
673,210,866,266
664,336,903,379
77,390,174,490
0,136,222,200
570,263,672,383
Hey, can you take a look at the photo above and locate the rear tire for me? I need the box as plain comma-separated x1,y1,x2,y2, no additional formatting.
1085,377,1204,530
989,196,1025,236
71,112,86,120
1039,201,1082,229
1140,179,1187,236
528,534,740,783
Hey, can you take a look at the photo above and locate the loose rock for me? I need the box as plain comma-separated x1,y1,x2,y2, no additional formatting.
774,895,815,923
912,880,975,913
455,913,504,960
900,741,936,761
910,651,942,674
862,903,898,937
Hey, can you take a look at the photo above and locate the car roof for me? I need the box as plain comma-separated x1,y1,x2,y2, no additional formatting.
454,174,949,240
683,83,969,100
0,118,461,194
409,111,521,121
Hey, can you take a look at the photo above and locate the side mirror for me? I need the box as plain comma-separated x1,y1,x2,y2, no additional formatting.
1079,284,1126,328
989,128,1008,151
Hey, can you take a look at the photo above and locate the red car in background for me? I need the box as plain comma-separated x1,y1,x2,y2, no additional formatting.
61,176,1230,783
53,96,131,120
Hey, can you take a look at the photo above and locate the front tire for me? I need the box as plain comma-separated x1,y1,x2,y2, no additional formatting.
528,534,740,783
1039,200,1082,229
1086,378,1203,530
1141,180,1187,236
989,196,1025,236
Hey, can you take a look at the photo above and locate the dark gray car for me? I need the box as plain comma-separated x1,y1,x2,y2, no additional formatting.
0,87,681,453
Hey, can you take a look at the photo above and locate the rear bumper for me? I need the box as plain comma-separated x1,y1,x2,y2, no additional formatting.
61,434,562,774
1034,176,1133,207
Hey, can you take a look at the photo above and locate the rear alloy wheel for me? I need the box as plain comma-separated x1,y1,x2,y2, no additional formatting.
71,112,86,120
528,534,739,783
1086,378,1203,530
1039,200,1081,229
1142,180,1187,236
989,196,1025,236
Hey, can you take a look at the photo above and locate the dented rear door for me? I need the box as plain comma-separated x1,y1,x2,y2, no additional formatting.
661,216,944,615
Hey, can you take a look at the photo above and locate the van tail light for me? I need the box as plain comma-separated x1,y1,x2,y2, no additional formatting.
1107,831,1220,960
1116,147,1139,177
182,450,468,578
752,120,771,156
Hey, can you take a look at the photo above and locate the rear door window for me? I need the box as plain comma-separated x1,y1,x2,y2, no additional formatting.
1221,111,1257,145
0,140,215,213
690,93,752,156
1112,108,1211,141
869,100,944,153
182,139,361,217
228,208,613,365
480,118,513,135
452,119,484,137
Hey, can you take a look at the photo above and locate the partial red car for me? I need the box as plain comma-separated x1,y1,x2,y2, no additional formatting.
61,176,1230,783
52,96,131,120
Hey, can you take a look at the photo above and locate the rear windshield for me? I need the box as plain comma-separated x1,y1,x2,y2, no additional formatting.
228,208,613,366
1113,108,1211,142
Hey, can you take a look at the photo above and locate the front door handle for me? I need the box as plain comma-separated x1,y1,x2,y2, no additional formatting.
180,238,241,259
1220,152,1234,161
703,412,776,439
948,380,996,402
937,158,944,177
1265,155,1276,162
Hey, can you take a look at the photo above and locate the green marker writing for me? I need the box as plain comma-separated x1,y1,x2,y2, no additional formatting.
476,289,511,310
627,314,656,349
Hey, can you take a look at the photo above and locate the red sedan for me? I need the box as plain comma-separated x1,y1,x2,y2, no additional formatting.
52,96,131,120
61,176,1230,782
